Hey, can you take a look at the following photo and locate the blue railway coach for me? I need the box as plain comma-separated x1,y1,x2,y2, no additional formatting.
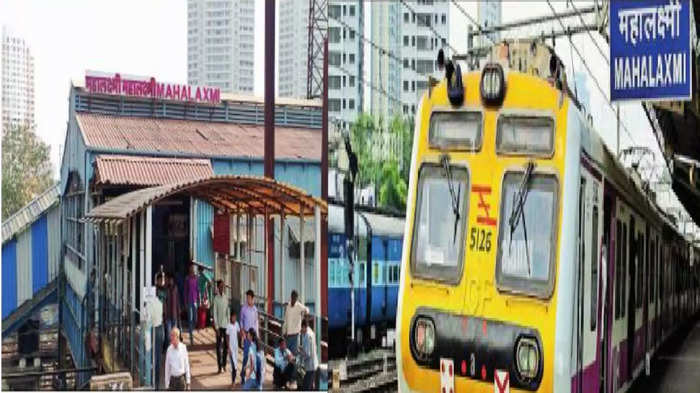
328,203,404,352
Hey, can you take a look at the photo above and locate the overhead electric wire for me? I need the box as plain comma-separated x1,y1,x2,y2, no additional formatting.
331,64,403,106
450,0,496,45
398,0,457,54
570,0,609,65
329,14,404,64
546,0,636,146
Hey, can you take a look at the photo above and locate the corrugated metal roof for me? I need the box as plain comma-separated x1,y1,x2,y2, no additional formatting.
93,155,213,187
76,113,321,160
85,175,327,223
2,184,61,244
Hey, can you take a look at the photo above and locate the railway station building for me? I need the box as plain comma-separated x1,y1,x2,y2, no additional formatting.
57,72,327,387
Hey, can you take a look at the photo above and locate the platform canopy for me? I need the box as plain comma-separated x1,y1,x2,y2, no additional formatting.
84,175,326,223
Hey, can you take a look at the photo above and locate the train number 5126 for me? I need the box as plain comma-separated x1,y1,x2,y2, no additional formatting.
469,227,492,252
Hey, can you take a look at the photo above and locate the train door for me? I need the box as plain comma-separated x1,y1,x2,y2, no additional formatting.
600,191,613,393
627,215,636,383
577,170,603,393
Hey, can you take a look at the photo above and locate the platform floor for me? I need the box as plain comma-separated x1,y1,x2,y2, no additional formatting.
157,327,276,390
629,315,700,393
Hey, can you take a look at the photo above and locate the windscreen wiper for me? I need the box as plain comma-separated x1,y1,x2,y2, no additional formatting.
441,154,461,244
508,161,535,276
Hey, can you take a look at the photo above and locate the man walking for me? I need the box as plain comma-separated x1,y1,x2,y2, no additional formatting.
145,287,164,389
212,280,229,373
299,319,318,390
165,274,181,342
184,264,199,346
165,327,191,391
239,289,259,382
282,290,309,356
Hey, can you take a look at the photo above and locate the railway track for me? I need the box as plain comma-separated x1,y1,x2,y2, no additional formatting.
329,349,398,393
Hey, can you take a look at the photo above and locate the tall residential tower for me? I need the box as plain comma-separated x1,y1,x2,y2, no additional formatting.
1,26,35,129
187,0,255,94
278,0,311,98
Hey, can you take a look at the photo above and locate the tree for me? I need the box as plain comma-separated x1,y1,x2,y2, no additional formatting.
2,124,54,220
387,115,414,182
378,159,407,212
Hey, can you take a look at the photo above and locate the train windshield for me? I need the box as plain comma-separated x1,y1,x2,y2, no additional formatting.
496,172,559,297
410,164,469,284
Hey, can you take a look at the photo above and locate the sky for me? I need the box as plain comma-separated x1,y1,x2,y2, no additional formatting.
0,0,687,221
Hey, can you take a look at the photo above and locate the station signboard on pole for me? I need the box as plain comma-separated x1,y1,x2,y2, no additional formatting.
610,0,692,101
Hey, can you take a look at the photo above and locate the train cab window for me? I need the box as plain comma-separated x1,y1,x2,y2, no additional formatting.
496,116,554,157
495,172,559,298
428,111,483,150
410,163,469,284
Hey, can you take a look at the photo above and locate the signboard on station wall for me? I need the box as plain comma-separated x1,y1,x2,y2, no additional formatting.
85,71,221,104
610,0,692,101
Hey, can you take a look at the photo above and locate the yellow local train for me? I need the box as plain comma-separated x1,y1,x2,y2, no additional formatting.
395,42,700,393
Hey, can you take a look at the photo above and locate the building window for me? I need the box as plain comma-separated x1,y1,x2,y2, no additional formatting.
416,59,434,75
329,27,341,43
442,14,447,24
403,36,409,47
403,59,409,68
343,28,347,40
412,36,416,47
64,171,85,271
343,53,347,64
403,81,409,91
343,5,346,16
329,75,341,89
342,99,346,109
329,99,341,112
349,99,355,109
404,12,409,23
330,51,341,66
349,5,355,16
349,54,355,64
349,76,355,87
329,5,341,18
349,30,355,40
411,81,415,91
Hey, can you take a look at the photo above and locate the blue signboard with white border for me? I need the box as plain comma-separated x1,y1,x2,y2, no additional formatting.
610,0,693,102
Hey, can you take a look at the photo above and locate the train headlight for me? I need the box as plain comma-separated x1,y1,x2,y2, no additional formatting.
480,63,506,106
515,337,540,380
413,317,436,360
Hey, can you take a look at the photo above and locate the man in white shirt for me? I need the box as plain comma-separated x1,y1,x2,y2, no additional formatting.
282,290,309,356
299,318,318,390
165,327,191,390
145,286,164,389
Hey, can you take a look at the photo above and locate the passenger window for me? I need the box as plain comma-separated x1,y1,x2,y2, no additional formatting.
410,164,469,284
495,172,559,298
591,206,599,331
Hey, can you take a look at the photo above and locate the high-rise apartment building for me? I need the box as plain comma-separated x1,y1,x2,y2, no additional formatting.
1,26,35,129
478,0,501,47
278,0,311,98
187,0,255,94
369,2,402,124
328,1,364,128
398,0,449,116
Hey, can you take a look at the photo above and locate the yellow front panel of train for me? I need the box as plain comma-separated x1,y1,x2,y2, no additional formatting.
399,69,570,393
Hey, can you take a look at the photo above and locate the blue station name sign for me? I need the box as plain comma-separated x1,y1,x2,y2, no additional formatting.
610,0,692,101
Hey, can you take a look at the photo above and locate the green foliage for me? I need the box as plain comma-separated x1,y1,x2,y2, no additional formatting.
2,124,54,220
348,113,412,212
378,159,407,211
